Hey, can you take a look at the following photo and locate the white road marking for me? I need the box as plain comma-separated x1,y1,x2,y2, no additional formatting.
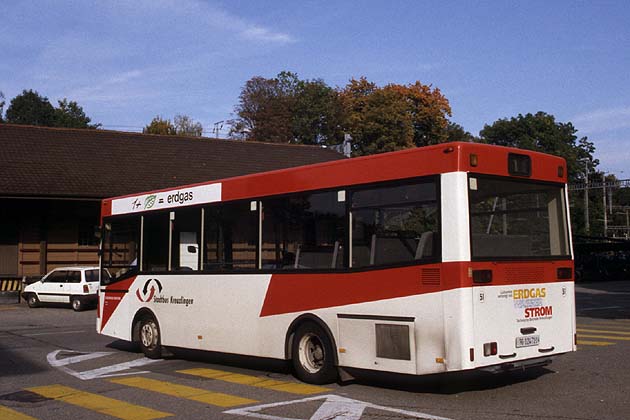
25,330,88,336
224,394,453,420
76,357,161,380
47,350,161,380
48,350,113,367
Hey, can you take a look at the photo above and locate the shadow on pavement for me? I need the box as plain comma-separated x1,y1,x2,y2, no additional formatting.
0,342,48,378
106,339,140,353
168,347,292,376
342,366,552,394
575,280,630,319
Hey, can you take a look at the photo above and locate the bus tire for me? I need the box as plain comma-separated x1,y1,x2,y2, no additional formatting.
71,296,84,312
27,294,40,308
138,315,162,359
291,322,337,384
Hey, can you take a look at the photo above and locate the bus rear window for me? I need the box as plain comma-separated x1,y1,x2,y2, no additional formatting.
469,177,569,259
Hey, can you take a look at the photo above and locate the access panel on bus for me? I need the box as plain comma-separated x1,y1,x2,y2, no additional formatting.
467,175,576,366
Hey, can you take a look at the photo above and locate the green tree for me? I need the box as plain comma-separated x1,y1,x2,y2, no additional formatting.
479,112,597,183
229,73,298,143
5,89,56,126
4,90,100,128
143,116,176,135
446,121,476,142
173,114,203,137
0,91,5,122
54,98,100,129
291,78,345,145
229,71,345,145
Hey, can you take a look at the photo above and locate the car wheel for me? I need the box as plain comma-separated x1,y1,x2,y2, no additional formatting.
71,297,84,312
138,315,162,359
27,294,40,308
291,322,337,384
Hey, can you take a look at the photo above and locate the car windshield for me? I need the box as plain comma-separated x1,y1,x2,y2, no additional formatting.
469,176,570,259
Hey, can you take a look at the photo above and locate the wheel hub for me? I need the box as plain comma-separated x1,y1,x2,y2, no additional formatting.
298,333,325,373
141,322,157,349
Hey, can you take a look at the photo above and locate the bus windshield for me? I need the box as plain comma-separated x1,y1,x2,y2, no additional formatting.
469,176,570,259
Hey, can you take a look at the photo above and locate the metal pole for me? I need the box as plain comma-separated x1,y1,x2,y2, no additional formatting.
584,162,590,234
608,185,613,215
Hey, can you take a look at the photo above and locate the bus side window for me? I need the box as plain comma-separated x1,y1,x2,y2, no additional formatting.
261,190,346,270
351,179,438,268
204,202,257,271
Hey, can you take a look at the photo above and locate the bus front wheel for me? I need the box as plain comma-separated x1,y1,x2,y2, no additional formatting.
291,322,337,384
138,316,162,359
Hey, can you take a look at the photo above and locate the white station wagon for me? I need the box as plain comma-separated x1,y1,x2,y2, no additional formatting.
22,267,105,311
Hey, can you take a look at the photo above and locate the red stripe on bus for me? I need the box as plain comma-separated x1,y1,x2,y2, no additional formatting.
101,276,137,331
259,261,572,317
260,263,460,317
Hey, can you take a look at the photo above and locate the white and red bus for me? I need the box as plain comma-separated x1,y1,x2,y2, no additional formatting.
97,142,576,384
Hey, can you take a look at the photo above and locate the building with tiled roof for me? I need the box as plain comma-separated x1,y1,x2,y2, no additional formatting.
0,124,343,277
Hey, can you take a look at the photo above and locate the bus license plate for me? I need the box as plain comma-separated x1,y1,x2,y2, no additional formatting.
516,335,540,348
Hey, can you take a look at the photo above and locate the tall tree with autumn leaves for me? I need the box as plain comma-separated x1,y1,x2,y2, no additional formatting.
229,73,452,155
339,78,451,155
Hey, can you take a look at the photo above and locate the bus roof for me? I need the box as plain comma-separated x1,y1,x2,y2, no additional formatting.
101,142,567,219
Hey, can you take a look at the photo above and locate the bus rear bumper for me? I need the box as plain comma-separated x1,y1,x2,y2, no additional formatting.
478,355,558,374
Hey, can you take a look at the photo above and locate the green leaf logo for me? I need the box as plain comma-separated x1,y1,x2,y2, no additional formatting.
144,195,157,209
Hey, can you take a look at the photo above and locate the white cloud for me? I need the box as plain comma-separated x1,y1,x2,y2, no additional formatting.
107,70,144,85
240,26,295,43
572,106,630,134
110,0,296,45
65,69,147,103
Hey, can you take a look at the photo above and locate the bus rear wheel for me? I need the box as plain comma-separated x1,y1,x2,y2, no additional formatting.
291,322,337,384
138,316,162,359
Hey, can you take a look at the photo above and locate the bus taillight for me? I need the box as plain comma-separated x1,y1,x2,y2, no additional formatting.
557,268,572,280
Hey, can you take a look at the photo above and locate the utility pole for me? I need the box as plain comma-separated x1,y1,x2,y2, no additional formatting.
213,121,224,138
603,174,608,237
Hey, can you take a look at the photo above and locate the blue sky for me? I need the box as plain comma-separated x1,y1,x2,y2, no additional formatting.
1,0,629,175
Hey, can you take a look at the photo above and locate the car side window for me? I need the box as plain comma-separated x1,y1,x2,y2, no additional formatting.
85,270,100,282
67,271,81,283
46,271,67,283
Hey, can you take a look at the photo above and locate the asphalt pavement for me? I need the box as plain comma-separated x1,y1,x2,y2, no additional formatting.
0,281,629,420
